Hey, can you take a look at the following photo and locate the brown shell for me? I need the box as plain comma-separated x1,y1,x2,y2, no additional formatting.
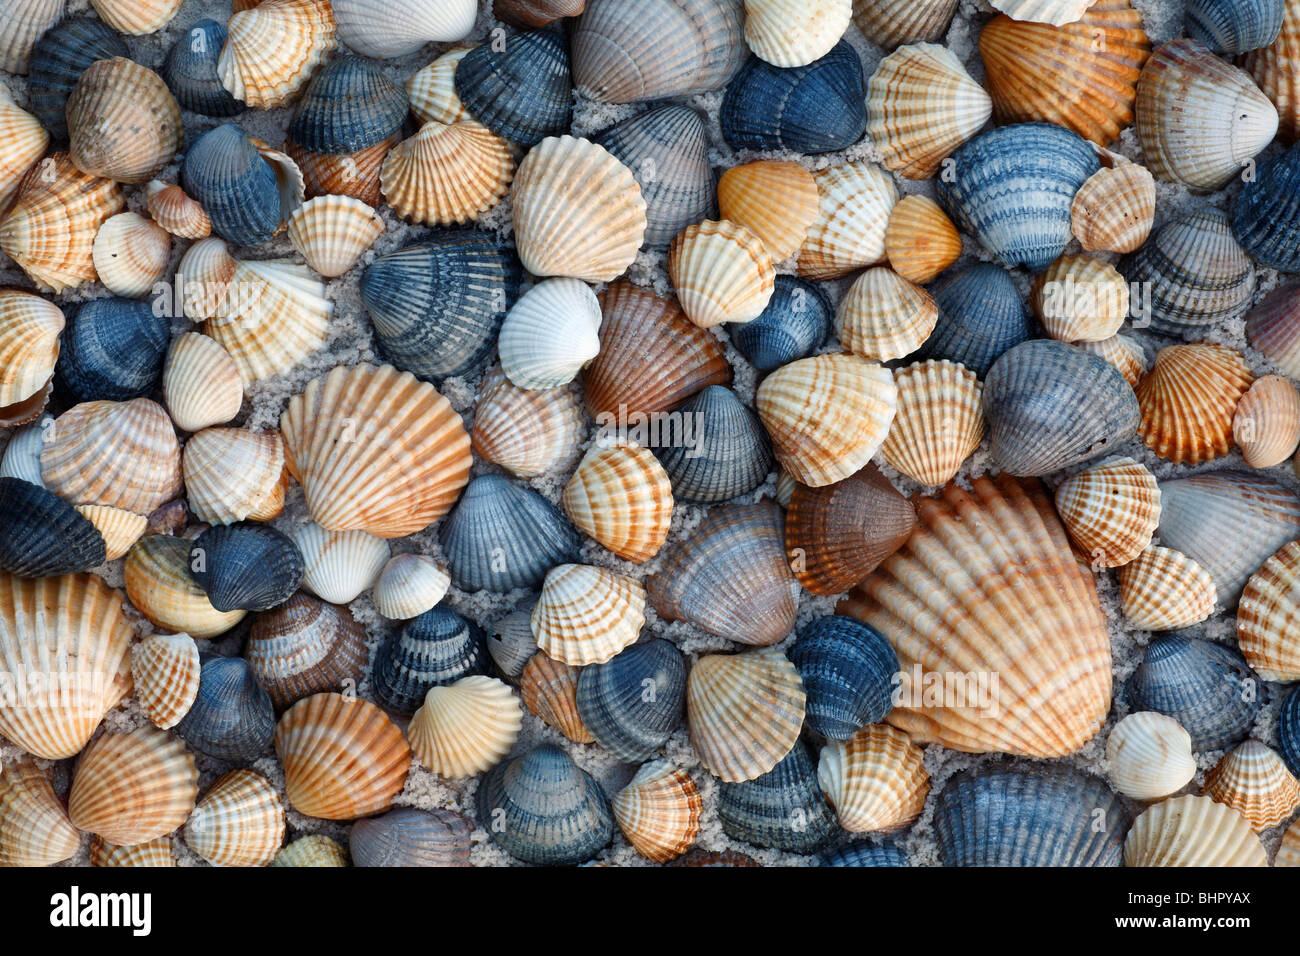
1234,374,1300,469
1136,343,1254,465
519,651,596,744
884,194,962,284
247,593,370,710
286,134,399,208
1204,740,1300,832
494,0,586,28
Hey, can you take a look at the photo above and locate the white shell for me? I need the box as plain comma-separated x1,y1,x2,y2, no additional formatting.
291,523,391,605
498,278,602,390
372,554,450,620
743,0,851,68
1105,712,1196,801
332,0,477,58
0,415,51,486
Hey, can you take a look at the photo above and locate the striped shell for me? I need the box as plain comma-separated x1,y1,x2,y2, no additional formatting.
1105,712,1196,801
1238,540,1300,681
0,0,64,75
668,219,776,328
1234,375,1300,468
472,367,585,478
184,770,286,867
880,360,984,486
380,121,515,227
796,160,897,280
835,267,939,362
990,0,1099,25
131,633,201,730
818,724,929,833
218,0,338,109
287,195,385,278
332,0,474,57
1205,740,1300,831
183,428,287,525
1054,456,1160,568
1077,333,1148,388
498,278,602,390
90,0,182,33
373,554,450,621
1123,794,1267,866
89,836,177,868
1242,0,1300,144
850,0,958,49
1135,343,1254,465
1031,254,1130,342
0,290,63,413
246,593,368,710
67,57,182,184
884,194,962,284
0,760,80,867
531,564,646,666
146,181,211,239
1117,546,1218,631
92,213,171,298
292,523,390,605
162,334,243,434
743,0,850,68
409,676,522,778
611,761,703,862
1071,161,1157,254
520,651,595,743
716,160,820,262
124,536,246,639
76,505,147,561
271,835,347,867
562,441,674,563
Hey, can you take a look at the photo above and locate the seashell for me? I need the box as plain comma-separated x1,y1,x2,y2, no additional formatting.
0,86,50,213
285,134,397,208
1077,334,1147,388
456,30,572,149
1105,712,1196,801
1239,540,1300,681
867,42,991,180
743,0,850,69
729,277,831,373
982,339,1140,477
0,478,107,577
247,593,369,710
979,1,1151,147
1242,0,1300,144
881,360,984,487
370,606,490,715
219,0,338,109
1054,456,1160,568
840,475,1111,758
795,160,897,280
571,0,747,103
789,615,899,741
989,0,1099,25
67,58,182,185
131,633,201,730
287,55,407,156
532,564,646,666
349,807,472,867
27,17,129,141
685,647,806,783
471,366,585,478
373,554,450,621
281,364,472,538
495,0,586,28
184,770,285,867
1123,794,1267,866
0,571,133,759
175,236,236,320
0,416,50,486
182,125,300,248
818,841,908,867
936,123,1100,271
611,761,702,862
0,292,62,419
884,194,961,284
174,654,275,761
89,835,177,867
668,218,776,329
68,725,199,846
582,280,731,419
1204,739,1300,831
498,278,601,390
1031,254,1129,342
89,0,181,33
0,0,64,75
836,267,937,364
332,0,475,57
1071,161,1157,254
520,650,595,743
756,353,897,488
0,759,80,867
818,724,928,833
287,195,384,278
182,428,287,525
575,638,686,761
407,47,472,126
563,441,674,562
916,263,1032,377
76,505,147,561
785,464,916,597
359,232,521,381
1233,141,1300,273
146,499,190,537
439,475,580,593
488,601,540,680
648,502,798,647
379,121,515,227
162,19,241,117
935,768,1127,866
161,334,242,433
0,152,125,295
850,0,957,48
716,160,818,264
1234,375,1300,468
1247,284,1300,379
42,399,181,516
1126,635,1264,751
476,743,613,865
124,536,247,639
1186,0,1284,55
1135,343,1253,465
92,213,171,299
190,524,304,613
595,105,715,249
720,41,866,155
717,740,837,853
1117,546,1217,631
275,692,412,820
57,297,170,404
1283,687,1300,780
1135,38,1278,191
512,136,647,283
651,386,773,505
408,676,523,777
271,835,348,867
1119,208,1255,338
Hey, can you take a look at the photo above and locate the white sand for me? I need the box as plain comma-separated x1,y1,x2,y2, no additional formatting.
1,0,1296,866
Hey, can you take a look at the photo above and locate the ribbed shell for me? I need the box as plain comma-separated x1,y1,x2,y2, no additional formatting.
124,536,247,639
497,278,602,390
1077,334,1147,388
182,428,287,526
247,593,369,710
131,633,201,730
373,554,450,621
611,761,702,862
380,121,515,227
455,29,573,148
287,195,385,277
0,0,64,75
406,47,472,125
563,442,674,563
90,213,171,300
716,160,818,263
76,505,147,561
717,740,837,853
575,638,686,761
90,0,182,33
835,267,938,362
1187,0,1285,53
89,836,177,868
1242,0,1300,143
1136,343,1253,465
408,676,523,777
287,54,408,155
218,0,338,109
789,615,899,740
1031,254,1130,342
292,524,389,605
0,760,80,867
349,807,472,866
1053,456,1160,568
1071,161,1157,254
67,58,182,184
370,606,490,715
881,360,984,486
0,290,62,412
174,655,276,762
818,841,908,867
919,263,1032,377
884,194,962,284
1234,375,1300,468
1105,712,1196,801
271,835,348,867
190,522,304,613
1117,546,1218,631
487,601,540,680
1204,740,1300,831
161,18,240,117
651,385,774,504
850,0,958,49
1123,795,1267,866
180,125,296,249
1239,540,1300,681
184,770,286,867
520,651,595,743
0,478,107,577
668,219,775,328
818,724,929,832
472,368,585,478
990,0,1099,25
161,333,242,433
331,0,475,57
532,564,646,666
795,160,897,280
495,0,586,27
0,86,49,216
28,17,129,141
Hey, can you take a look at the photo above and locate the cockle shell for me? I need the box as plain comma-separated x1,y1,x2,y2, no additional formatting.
92,213,171,298
818,842,908,867
471,367,585,478
408,676,523,777
743,0,850,68
669,220,775,329
182,428,287,525
1071,161,1157,254
881,360,984,487
27,17,128,141
0,85,50,212
291,523,390,605
287,195,385,278
717,740,837,853
1205,740,1300,831
795,160,897,280
75,506,147,561
790,615,898,740
407,47,472,125
532,564,646,666
374,602,488,716
287,53,408,156
56,297,170,405
717,160,819,263
455,28,573,148
562,441,674,563
1078,334,1147,388
184,770,286,867
1239,540,1300,681
1247,284,1300,379
818,724,929,833
1186,0,1285,54
131,633,201,730
219,0,338,109
498,278,602,390
174,656,275,762
652,385,774,505
0,0,64,74
285,134,398,208
1117,546,1218,631
380,121,515,227
576,639,686,761
850,0,958,49
125,536,248,639
495,0,586,27
67,57,183,184
1135,343,1254,465
190,523,304,613
0,478,106,577
1242,0,1300,143
90,0,182,33
270,835,347,867
1123,794,1267,866
835,267,938,362
1054,456,1159,568
373,554,450,621
1105,712,1196,800
1031,255,1129,342
332,0,475,58
921,263,1032,377
1234,375,1300,468
247,593,369,710
162,18,240,117
0,417,49,485
349,807,471,866
0,290,62,414
162,334,243,434
990,0,1100,25
611,761,702,862
520,651,595,743
884,194,961,284
487,601,540,681
0,760,79,867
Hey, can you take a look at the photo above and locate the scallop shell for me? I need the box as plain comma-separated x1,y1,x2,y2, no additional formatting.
575,638,686,760
455,28,573,148
669,219,776,329
789,615,899,740
494,0,586,27
407,47,472,125
67,57,182,184
0,0,64,75
1077,334,1147,388
274,692,412,820
1031,255,1130,342
818,724,929,833
184,770,286,867
990,0,1099,25
795,160,897,280
182,428,287,525
219,0,338,109
75,505,147,561
835,267,939,362
287,195,385,278
1117,546,1218,631
1124,794,1267,866
611,761,702,863
171,653,266,762
1105,711,1196,801
1071,161,1157,254
1135,343,1254,465
563,441,674,563
519,651,596,743
332,0,475,57
716,160,819,263
472,367,586,478
125,536,248,639
1239,540,1300,681
161,334,242,434
1054,456,1159,568
373,554,450,621
532,564,646,666
89,0,182,33
849,0,958,49
247,593,369,710
717,740,837,853
920,263,1033,377
92,213,171,298
280,364,472,539
498,278,602,390
270,835,347,867
408,675,523,777
1205,740,1300,831
131,633,201,730
1242,0,1300,144
291,523,390,605
744,0,851,68
881,360,984,486
379,121,515,227
0,85,51,213
190,523,304,613
0,290,63,413
0,759,80,867
1247,284,1300,379
884,194,962,284
839,474,1112,758
179,129,299,244
349,807,471,866
371,600,485,715
1234,375,1300,469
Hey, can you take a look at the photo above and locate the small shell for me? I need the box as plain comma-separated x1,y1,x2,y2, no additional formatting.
0,0,64,75
67,57,182,184
1205,740,1300,831
1239,540,1300,681
612,761,702,862
835,267,939,363
125,536,247,639
1136,343,1254,465
818,842,908,867
652,385,774,505
1124,794,1267,866
880,360,985,486
796,160,897,280
660,221,774,326
92,213,171,298
471,367,585,478
89,0,182,33
0,85,49,216
0,291,62,415
576,639,686,761
532,564,646,666
1077,333,1148,388
182,428,287,525
520,651,596,743
27,17,129,141
184,770,286,867
286,135,398,208
90,836,177,868
818,724,929,833
1117,546,1218,631
731,279,833,375
919,263,1033,376
0,759,80,867
370,606,490,715
131,633,201,730
76,505,148,561
175,655,276,762
290,523,389,606
1234,375,1300,468
990,0,1098,25
332,0,475,58
487,601,540,680
373,554,451,621
380,121,515,227
1054,456,1160,568
717,741,837,853
790,615,899,741
409,676,523,777
884,194,962,284
0,416,49,485
495,0,586,28
1105,712,1197,801
272,835,348,867
219,0,338,109
287,195,385,278
743,0,849,67
498,278,602,389
407,47,471,125
1071,161,1157,254
716,160,819,263
349,807,472,866
1186,0,1285,53
562,441,674,563
162,334,243,433
1031,255,1129,342
287,54,407,156
190,523,304,613
247,593,369,710
181,124,303,248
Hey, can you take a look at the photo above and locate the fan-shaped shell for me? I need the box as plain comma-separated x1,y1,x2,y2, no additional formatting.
495,0,586,27
371,606,490,716
270,834,347,867
287,54,407,155
1186,0,1285,53
790,615,899,741
990,0,1099,25
498,278,602,390
795,160,897,280
89,0,182,33
884,194,962,284
161,334,242,434
291,523,389,605
1105,711,1196,801
0,759,80,867
247,593,369,710
1117,546,1217,631
669,219,775,329
0,477,107,578
1054,456,1159,568
184,770,286,867
183,428,287,525
575,638,686,761
519,651,595,743
0,0,64,75
1242,0,1300,144
0,86,49,214
651,385,774,505
131,633,201,730
919,263,1033,377
27,17,129,141
1247,283,1300,381
408,676,523,777
380,121,515,227
850,0,958,49
161,18,240,117
0,291,62,414
1205,740,1300,831
287,195,385,278
563,441,674,563
92,213,171,299
1031,255,1129,342
1077,334,1147,388
818,724,929,833
1234,374,1300,468
76,505,147,562
173,654,274,762
881,360,984,486
716,160,819,263
332,0,475,57
1124,794,1267,866
373,554,450,621
487,601,540,681
125,536,247,638
89,835,177,867
67,58,182,185
612,761,701,862
471,367,585,478
835,267,938,362
1071,161,1157,254
1239,540,1300,681
532,564,646,666
219,0,338,109
455,29,573,148
1135,343,1253,465
349,807,472,866
717,740,837,853
407,46,472,125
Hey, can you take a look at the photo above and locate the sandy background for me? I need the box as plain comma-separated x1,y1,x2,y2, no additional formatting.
1,0,1296,866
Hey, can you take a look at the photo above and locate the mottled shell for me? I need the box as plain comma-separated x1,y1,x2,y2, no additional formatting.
1117,546,1218,631
796,160,897,280
520,651,595,743
162,333,243,434
668,219,776,328
291,523,390,605
1054,456,1160,568
1239,540,1300,681
881,360,984,486
67,57,182,184
472,367,586,478
1234,375,1300,469
611,761,702,862
1031,255,1129,342
717,160,820,263
562,442,674,563
182,428,287,525
1205,740,1300,831
0,760,80,867
818,724,929,833
531,564,646,666
246,593,368,710
184,770,286,867
1071,161,1157,254
1135,343,1254,465
884,194,962,284
1123,794,1267,866
409,676,523,778
124,536,247,639
835,267,939,363
218,0,339,109
373,554,450,621
131,633,201,730
380,121,515,227
1105,712,1196,801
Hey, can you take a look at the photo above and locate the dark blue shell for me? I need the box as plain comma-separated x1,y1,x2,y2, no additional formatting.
720,42,866,155
0,478,106,577
1126,636,1265,752
915,263,1033,377
455,29,573,148
28,17,130,141
370,605,491,715
1233,143,1300,274
730,275,832,372
936,123,1100,272
189,524,304,613
175,655,276,762
651,386,773,505
1186,0,1285,55
717,741,838,854
438,475,580,593
574,639,686,761
935,768,1127,867
288,55,409,154
1279,686,1300,779
818,841,908,867
350,807,473,866
161,19,241,117
982,340,1141,477
56,298,170,404
476,744,613,865
360,232,522,381
594,105,716,248
788,615,899,741
182,125,284,248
